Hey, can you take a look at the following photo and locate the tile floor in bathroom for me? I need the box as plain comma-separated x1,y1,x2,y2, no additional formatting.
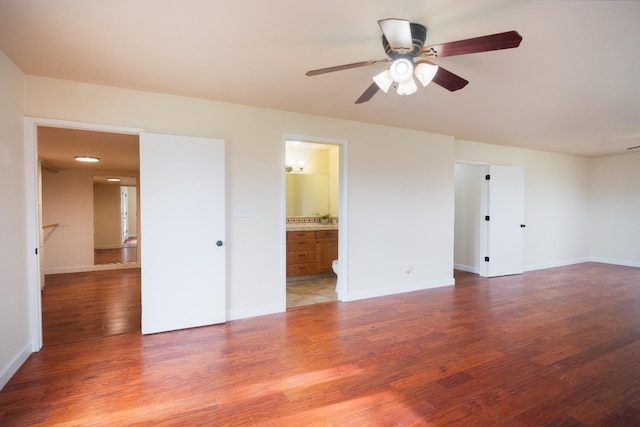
286,276,337,309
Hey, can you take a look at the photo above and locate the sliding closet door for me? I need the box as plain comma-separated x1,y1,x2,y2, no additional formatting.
140,133,225,334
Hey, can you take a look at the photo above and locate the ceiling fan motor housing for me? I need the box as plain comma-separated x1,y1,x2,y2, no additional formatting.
382,23,427,58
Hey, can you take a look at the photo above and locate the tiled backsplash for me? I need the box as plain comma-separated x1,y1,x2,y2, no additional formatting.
286,216,338,224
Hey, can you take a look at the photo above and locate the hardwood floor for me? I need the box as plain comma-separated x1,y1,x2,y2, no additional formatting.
94,238,138,264
3,263,640,425
42,269,141,346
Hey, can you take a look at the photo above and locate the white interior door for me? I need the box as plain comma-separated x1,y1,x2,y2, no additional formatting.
140,133,225,334
487,165,524,277
120,187,128,245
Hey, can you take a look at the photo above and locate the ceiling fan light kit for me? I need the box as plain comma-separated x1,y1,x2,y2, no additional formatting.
414,62,439,87
305,18,522,104
396,77,418,96
372,69,394,93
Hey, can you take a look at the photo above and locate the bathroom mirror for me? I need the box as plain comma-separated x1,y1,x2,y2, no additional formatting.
286,174,329,216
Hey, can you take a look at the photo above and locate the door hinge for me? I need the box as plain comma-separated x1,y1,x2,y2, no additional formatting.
484,256,490,262
35,248,38,255
485,215,490,221
485,174,491,180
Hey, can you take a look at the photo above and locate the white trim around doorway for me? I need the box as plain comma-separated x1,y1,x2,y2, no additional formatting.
24,117,143,351
281,133,348,310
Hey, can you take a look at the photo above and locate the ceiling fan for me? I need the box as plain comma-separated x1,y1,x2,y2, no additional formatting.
305,19,523,104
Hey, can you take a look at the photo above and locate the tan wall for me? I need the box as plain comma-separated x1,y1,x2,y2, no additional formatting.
93,183,121,249
41,169,95,273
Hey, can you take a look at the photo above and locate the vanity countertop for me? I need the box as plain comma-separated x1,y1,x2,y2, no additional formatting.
286,223,338,231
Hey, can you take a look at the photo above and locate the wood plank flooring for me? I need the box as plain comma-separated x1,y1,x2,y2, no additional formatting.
42,269,141,346
94,238,137,264
3,262,640,425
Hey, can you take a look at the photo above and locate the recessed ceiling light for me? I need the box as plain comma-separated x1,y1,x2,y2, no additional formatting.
106,177,121,182
75,156,100,163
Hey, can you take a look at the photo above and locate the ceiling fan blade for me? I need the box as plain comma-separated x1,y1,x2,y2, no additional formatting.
379,18,413,53
355,82,380,104
422,30,522,58
420,61,468,91
306,59,389,76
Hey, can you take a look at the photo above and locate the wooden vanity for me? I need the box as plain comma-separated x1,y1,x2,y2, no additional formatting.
286,228,338,278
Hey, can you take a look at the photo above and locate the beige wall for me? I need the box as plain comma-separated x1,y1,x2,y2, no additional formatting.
455,139,591,270
41,168,95,273
0,51,29,389
588,151,640,266
93,183,121,249
24,76,456,316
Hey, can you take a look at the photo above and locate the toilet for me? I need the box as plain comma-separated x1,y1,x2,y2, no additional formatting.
332,260,339,275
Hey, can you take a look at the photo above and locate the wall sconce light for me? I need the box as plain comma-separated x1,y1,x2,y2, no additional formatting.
286,160,306,173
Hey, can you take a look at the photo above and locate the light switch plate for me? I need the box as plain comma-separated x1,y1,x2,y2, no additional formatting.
233,207,253,218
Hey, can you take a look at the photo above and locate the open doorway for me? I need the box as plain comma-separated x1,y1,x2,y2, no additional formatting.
285,139,341,309
94,180,138,265
454,162,525,278
38,126,141,345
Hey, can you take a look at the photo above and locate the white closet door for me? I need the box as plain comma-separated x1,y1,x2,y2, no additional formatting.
487,165,525,277
140,133,225,334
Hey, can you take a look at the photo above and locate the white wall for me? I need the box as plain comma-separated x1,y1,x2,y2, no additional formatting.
0,51,30,389
347,127,455,299
454,163,484,272
588,151,640,266
455,139,590,270
24,76,456,319
41,168,95,273
328,146,339,217
4,60,638,392
126,186,137,237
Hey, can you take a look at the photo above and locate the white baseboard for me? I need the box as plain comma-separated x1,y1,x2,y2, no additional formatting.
45,262,141,275
342,277,455,302
0,342,32,391
454,263,478,274
588,257,640,268
226,303,282,321
524,258,590,272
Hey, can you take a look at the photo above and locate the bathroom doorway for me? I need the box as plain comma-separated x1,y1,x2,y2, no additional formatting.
284,137,344,309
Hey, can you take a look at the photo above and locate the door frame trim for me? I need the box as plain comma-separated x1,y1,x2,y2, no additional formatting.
281,133,348,309
24,116,143,351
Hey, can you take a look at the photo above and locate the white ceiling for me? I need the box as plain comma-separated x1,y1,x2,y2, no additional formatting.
2,0,639,157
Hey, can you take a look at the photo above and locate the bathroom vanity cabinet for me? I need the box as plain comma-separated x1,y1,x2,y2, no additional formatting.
286,229,338,278
315,229,338,274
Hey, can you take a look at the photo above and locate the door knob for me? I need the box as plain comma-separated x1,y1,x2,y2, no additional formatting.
216,240,223,247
